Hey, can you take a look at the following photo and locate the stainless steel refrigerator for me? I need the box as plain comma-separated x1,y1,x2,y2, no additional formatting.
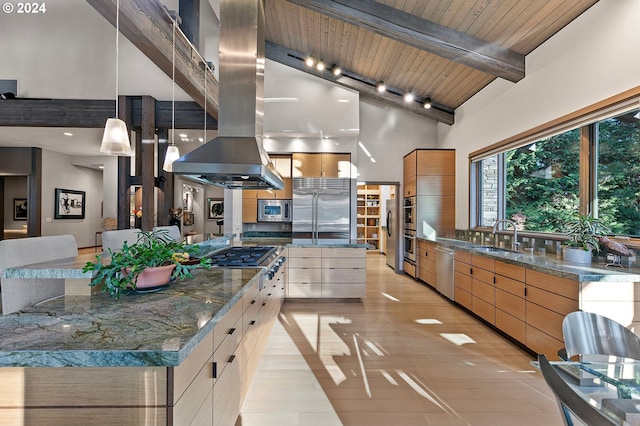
292,178,351,244
385,198,401,270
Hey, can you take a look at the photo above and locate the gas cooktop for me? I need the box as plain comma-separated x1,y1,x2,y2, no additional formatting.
207,246,277,267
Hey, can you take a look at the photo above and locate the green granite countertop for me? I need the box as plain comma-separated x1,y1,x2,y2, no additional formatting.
426,237,640,282
0,267,261,368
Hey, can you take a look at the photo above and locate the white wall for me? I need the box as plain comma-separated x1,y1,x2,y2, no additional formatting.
438,0,640,230
41,150,103,248
358,97,438,182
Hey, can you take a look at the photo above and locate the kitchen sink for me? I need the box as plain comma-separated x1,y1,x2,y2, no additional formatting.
475,246,520,255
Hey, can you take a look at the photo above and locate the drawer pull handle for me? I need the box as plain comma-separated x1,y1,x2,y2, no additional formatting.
262,302,266,306
212,362,217,379
268,293,272,296
250,320,256,325
251,300,256,304
228,355,236,364
228,328,236,335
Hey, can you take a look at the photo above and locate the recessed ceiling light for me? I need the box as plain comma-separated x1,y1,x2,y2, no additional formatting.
179,133,188,138
64,132,73,136
337,99,349,103
264,97,299,103
198,137,204,142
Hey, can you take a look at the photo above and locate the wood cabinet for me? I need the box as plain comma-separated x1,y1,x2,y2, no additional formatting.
242,178,292,223
471,254,495,325
357,184,381,250
494,260,526,344
453,250,472,310
417,239,436,288
525,269,578,358
292,153,351,178
287,247,366,299
402,149,455,238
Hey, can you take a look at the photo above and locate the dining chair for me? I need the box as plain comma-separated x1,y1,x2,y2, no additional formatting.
0,235,78,315
101,229,141,253
558,311,640,361
152,225,182,242
538,354,618,426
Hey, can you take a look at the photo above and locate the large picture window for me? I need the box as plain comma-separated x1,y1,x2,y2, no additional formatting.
471,103,640,237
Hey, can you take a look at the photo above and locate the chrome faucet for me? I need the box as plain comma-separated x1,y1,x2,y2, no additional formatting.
492,219,521,251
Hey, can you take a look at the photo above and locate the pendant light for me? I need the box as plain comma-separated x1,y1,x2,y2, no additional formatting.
163,16,180,172
100,0,132,156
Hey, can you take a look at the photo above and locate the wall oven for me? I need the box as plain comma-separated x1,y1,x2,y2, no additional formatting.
403,229,416,263
258,199,292,222
404,197,416,230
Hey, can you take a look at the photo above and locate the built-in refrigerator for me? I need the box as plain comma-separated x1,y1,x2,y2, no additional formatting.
292,177,351,244
385,198,401,271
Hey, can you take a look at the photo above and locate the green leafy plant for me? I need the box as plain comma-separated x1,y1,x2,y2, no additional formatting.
83,230,211,298
563,213,610,252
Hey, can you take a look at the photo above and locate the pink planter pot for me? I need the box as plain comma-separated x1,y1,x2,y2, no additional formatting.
131,264,176,289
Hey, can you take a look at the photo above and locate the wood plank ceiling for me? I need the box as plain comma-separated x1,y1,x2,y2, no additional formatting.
264,0,599,124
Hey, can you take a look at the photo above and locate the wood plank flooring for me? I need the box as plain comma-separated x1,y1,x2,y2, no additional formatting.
238,252,562,425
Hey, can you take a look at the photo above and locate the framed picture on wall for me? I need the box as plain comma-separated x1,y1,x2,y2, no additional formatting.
13,199,27,220
183,212,194,226
54,188,85,219
207,198,224,220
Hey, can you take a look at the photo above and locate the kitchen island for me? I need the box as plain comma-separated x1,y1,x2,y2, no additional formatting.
0,243,284,425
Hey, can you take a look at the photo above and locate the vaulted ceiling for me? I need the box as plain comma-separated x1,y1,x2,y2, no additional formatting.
263,0,599,124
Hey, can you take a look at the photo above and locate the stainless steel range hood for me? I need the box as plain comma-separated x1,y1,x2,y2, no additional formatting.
172,0,284,190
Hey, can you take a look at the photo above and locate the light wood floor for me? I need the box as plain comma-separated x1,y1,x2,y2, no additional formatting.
238,252,563,426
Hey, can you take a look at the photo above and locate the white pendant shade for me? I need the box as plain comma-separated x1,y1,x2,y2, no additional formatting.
100,118,132,156
163,144,181,172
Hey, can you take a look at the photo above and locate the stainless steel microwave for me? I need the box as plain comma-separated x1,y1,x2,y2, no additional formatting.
258,199,292,222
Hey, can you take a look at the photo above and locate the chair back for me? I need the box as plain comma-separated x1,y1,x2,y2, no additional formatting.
538,354,617,426
0,235,78,315
102,229,141,253
562,311,640,360
152,225,182,242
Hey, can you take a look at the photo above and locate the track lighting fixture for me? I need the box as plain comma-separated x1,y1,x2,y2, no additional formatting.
332,65,342,76
423,97,432,109
305,56,314,67
403,92,415,103
316,61,325,71
376,81,386,93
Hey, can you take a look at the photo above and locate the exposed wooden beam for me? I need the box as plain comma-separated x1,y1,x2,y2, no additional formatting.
283,0,525,83
86,0,219,119
0,98,217,130
266,42,454,125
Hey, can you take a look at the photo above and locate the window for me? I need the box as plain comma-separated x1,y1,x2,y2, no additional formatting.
596,109,640,235
471,99,640,237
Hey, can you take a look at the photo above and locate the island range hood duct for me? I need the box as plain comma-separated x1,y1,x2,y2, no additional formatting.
172,0,284,190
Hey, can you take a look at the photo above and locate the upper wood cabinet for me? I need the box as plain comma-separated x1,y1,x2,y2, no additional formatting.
292,153,351,178
403,149,455,197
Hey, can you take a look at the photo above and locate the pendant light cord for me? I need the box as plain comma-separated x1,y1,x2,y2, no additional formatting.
172,18,176,146
115,0,120,119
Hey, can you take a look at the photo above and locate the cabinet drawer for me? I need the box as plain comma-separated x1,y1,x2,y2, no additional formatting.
404,260,416,277
495,274,524,298
287,257,322,268
526,269,578,300
287,282,322,298
173,330,214,403
288,247,321,258
323,256,366,269
213,300,243,351
526,301,565,341
213,353,242,426
526,286,578,316
471,267,493,285
288,268,322,283
454,250,471,264
213,321,242,380
172,355,213,425
495,310,526,344
472,279,494,304
495,288,525,321
526,324,564,360
322,283,365,298
454,259,472,275
473,296,495,324
471,254,494,271
322,268,365,283
322,248,366,258
455,288,472,310
241,281,260,312
454,271,472,293
495,260,525,282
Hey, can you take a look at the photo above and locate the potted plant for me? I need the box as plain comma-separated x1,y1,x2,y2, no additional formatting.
562,213,609,264
83,230,211,298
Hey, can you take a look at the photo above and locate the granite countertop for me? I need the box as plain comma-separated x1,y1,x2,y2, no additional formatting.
430,237,640,282
0,267,261,368
287,242,370,248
